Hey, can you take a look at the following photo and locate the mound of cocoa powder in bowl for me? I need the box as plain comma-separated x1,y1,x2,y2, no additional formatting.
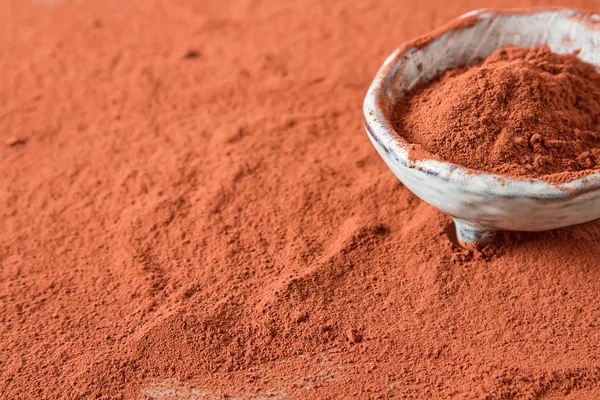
393,45,600,180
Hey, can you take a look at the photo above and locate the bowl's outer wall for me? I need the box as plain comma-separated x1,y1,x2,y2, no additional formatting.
366,127,600,231
364,9,600,232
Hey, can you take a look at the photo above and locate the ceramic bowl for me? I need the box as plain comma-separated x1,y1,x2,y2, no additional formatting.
363,8,600,246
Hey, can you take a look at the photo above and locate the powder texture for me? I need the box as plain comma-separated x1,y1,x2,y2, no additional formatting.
4,1,600,400
395,45,600,179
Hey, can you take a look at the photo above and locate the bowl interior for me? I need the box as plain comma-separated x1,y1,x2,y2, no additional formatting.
379,9,600,118
364,8,600,197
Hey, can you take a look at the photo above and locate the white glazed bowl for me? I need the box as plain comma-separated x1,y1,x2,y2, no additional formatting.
363,8,600,246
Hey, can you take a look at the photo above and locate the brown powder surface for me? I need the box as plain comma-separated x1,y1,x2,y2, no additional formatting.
3,1,600,399
395,45,600,180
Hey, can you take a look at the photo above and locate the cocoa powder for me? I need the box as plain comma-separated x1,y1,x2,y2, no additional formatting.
3,1,600,399
394,45,600,180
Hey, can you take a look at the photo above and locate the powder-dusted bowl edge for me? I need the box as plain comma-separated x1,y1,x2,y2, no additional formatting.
363,7,600,243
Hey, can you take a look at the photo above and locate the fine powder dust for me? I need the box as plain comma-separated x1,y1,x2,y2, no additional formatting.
394,45,600,180
4,1,600,399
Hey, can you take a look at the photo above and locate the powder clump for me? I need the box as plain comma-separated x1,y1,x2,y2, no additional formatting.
394,45,600,179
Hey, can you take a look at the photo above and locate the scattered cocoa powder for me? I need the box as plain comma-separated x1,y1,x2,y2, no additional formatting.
3,1,600,399
5,136,26,147
394,45,600,180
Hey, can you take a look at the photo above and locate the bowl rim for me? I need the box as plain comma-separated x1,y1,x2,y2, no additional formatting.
363,7,600,199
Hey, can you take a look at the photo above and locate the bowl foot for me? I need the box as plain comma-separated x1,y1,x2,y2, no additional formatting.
452,218,497,248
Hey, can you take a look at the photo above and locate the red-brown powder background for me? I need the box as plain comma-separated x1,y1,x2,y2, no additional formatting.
3,1,600,399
